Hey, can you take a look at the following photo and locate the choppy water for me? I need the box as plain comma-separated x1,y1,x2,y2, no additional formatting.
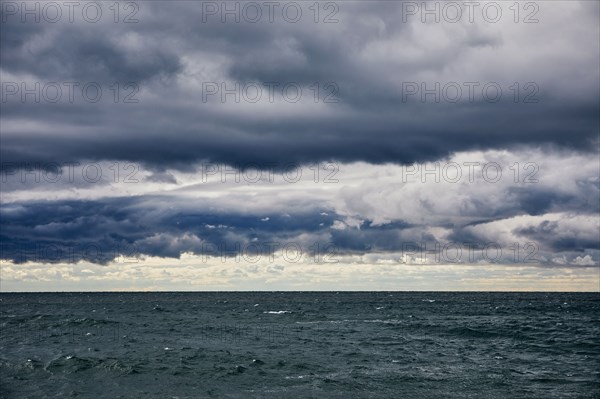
1,292,598,398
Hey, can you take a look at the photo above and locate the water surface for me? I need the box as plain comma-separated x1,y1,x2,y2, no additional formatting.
1,292,598,398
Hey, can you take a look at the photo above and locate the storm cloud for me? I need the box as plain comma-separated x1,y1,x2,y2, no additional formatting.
1,149,597,266
1,1,598,168
0,1,598,289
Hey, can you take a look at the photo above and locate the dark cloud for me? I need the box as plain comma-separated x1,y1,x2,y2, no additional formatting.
505,186,600,216
0,196,339,263
515,221,600,253
0,18,181,84
1,1,598,169
1,194,597,265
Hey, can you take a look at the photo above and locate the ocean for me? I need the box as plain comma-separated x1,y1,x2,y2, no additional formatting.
1,292,598,398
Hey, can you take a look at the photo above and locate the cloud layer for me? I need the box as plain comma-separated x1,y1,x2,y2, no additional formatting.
1,1,598,168
1,1,598,290
1,150,598,266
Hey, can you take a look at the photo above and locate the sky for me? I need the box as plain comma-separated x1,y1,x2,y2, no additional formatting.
0,0,599,291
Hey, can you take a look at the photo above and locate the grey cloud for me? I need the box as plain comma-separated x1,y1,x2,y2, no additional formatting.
1,1,598,169
515,220,600,253
1,17,181,84
1,195,597,265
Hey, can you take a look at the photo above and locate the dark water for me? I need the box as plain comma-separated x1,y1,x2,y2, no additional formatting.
1,292,598,398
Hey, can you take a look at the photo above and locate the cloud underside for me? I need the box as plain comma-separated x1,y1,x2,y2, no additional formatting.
1,1,599,168
1,151,598,266
0,2,599,280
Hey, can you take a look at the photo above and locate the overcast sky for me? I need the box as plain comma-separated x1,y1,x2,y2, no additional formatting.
1,0,598,291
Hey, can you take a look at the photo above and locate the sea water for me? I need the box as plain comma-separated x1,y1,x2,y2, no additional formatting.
1,292,598,398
